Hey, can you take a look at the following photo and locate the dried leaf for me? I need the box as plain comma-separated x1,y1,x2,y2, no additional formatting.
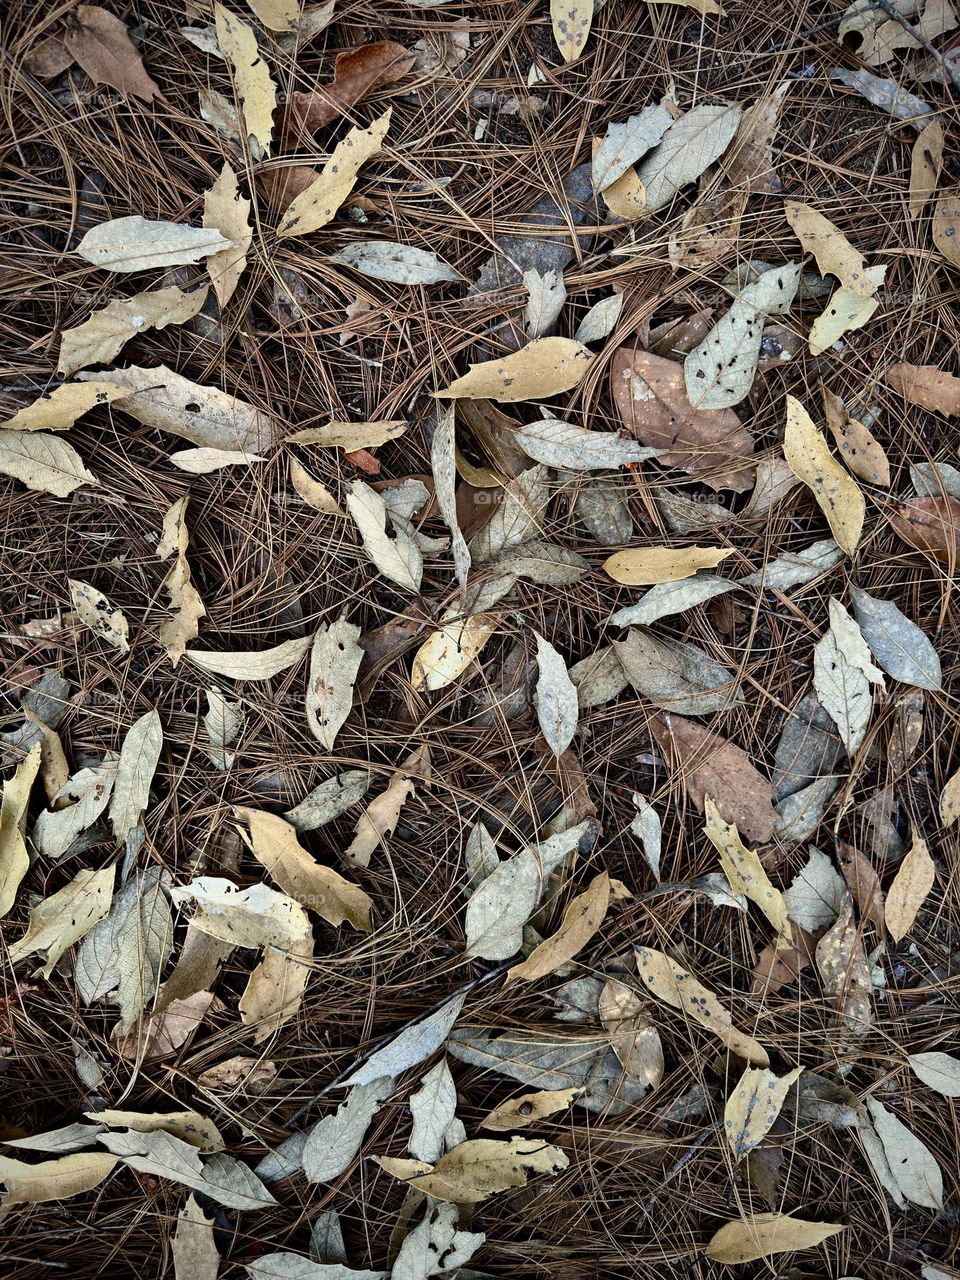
21,709,69,803
514,418,654,470
706,1213,844,1264
507,872,609,983
636,104,742,213
0,745,41,918
575,293,625,343
285,771,372,832
604,544,732,586
392,1199,483,1280
247,1258,383,1280
236,808,372,930
430,405,470,590
933,193,960,267
837,841,886,931
861,1095,943,1209
885,833,935,941
347,479,423,592
342,993,466,1086
436,338,594,403
32,757,118,859
99,1128,275,1210
469,465,550,562
722,81,790,192
173,1195,219,1280
329,241,462,284
830,65,933,119
157,496,206,664
724,1065,804,1159
598,978,663,1085
808,267,885,354
303,1077,394,1183
783,395,864,555
704,798,791,941
408,1059,461,1162
7,866,115,979
849,586,941,690
204,162,252,307
69,579,130,653
550,0,593,61
64,6,159,100
784,202,875,296
0,429,99,496
909,1051,960,1097
90,1109,223,1154
614,628,741,716
287,41,413,136
522,266,567,337
821,386,889,486
534,633,579,757
740,538,843,590
305,618,363,749
290,458,343,514
0,1152,118,1207
411,609,496,692
76,217,231,274
889,494,960,561
171,447,265,473
479,1086,580,1132
635,945,769,1065
2,380,129,430
815,896,874,1041
215,4,276,156
108,709,163,843
592,105,673,192
186,634,311,680
784,847,845,932
910,120,945,218
290,421,406,450
2,1123,103,1154
58,288,207,376
610,575,737,628
885,361,960,415
376,1134,568,1204
197,1054,278,1093
278,111,391,238
814,598,880,755
345,746,430,868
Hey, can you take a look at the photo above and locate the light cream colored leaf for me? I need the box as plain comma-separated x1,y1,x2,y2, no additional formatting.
784,847,845,932
285,770,371,833
346,479,423,592
534,632,578,757
109,709,163,842
513,418,655,470
157,496,206,665
7,866,115,979
814,598,881,755
431,404,470,589
0,1152,117,1206
809,279,884,356
411,609,496,692
1,381,128,429
598,977,663,1085
783,395,864,555
128,992,218,1064
203,161,251,307
287,419,405,449
629,793,662,880
603,544,732,585
89,1109,223,1154
523,268,567,338
636,103,742,213
171,447,265,472
289,458,343,514
215,4,276,155
306,618,363,748
885,833,935,941
684,263,800,409
435,338,595,403
376,1135,568,1204
76,217,232,273
635,944,769,1065
940,768,960,826
469,465,550,562
910,120,945,218
69,578,129,653
479,1086,582,1132
704,797,791,942
173,1194,219,1280
22,708,69,804
185,634,312,680
0,429,99,496
236,807,372,930
58,289,207,376
575,292,624,343
550,0,593,61
78,364,276,451
821,385,890,486
99,1128,275,1210
861,1095,943,1209
724,1065,804,1160
784,202,875,296
204,688,243,769
0,744,41,918
592,104,673,192
245,0,300,30
343,993,466,1086
933,194,960,267
32,758,117,860
303,1077,394,1183
392,1198,483,1280
706,1213,844,1264
408,1059,461,1162
909,1051,960,1096
329,241,462,284
278,110,391,237
344,746,430,868
506,871,610,983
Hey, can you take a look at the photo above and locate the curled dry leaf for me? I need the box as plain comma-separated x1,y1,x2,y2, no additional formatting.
76,217,232,274
479,1087,582,1131
58,288,207,377
604,544,733,586
376,1134,569,1204
7,866,115,979
703,797,791,942
436,338,595,403
885,833,935,942
0,744,41,918
197,1054,279,1093
724,1065,804,1159
157,496,206,663
215,4,276,156
289,458,342,514
203,161,252,307
286,41,414,136
706,1213,844,1264
32,757,118,860
345,745,431,867
783,395,864,556
69,579,130,653
186,634,312,680
506,872,610,983
278,110,391,238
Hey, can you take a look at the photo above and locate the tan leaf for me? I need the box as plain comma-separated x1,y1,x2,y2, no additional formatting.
69,579,130,653
808,269,885,355
236,807,372,930
7,866,116,978
0,430,99,496
506,872,610,984
435,338,595,403
196,1054,278,1093
76,217,232,274
0,745,41,918
603,544,733,585
724,1065,803,1160
884,362,960,416
598,977,664,1087
411,609,496,692
783,395,864,555
288,420,406,450
821,385,889,485
785,202,875,296
602,166,647,221
278,110,390,237
376,1135,569,1204
173,1194,219,1280
289,458,342,514
58,290,207,376
22,708,69,802
885,833,935,941
479,1087,583,1131
933,194,960,267
650,0,721,11
170,447,265,472
246,0,300,31
63,5,159,100
815,895,874,1041
649,712,776,843
215,4,276,156
550,0,593,61
157,496,206,664
0,1152,118,1207
185,634,311,680
240,942,312,1042
345,746,430,867
940,768,960,826
113,990,218,1062
346,479,423,591
78,364,278,452
837,841,885,931
910,121,945,219
706,1213,844,1264
636,945,769,1065
1,381,128,430
203,162,252,307
703,798,791,943
722,81,790,192
88,1109,224,1154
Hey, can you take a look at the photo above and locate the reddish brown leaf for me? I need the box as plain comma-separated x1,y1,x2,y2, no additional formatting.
750,927,815,996
285,41,415,138
259,164,322,211
64,6,160,102
889,496,960,562
884,362,960,416
610,346,755,492
649,712,776,842
344,448,381,474
836,844,885,933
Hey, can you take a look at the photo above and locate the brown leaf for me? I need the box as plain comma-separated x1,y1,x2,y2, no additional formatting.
25,35,74,79
203,162,252,307
815,896,874,1041
112,990,218,1061
821,385,890,486
598,977,663,1087
610,347,754,491
64,6,160,102
909,121,945,219
345,746,430,867
286,41,415,138
889,495,960,562
885,833,935,942
837,841,885,931
649,712,776,843
506,872,610,984
722,81,790,192
884,362,960,416
933,193,960,268
750,928,815,996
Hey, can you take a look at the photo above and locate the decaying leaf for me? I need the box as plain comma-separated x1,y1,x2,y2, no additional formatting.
808,266,886,354
815,896,874,1042
849,586,941,690
593,104,673,192
305,618,363,749
783,395,864,555
186,634,311,680
98,1127,275,1210
629,794,662,881
342,993,466,1086
0,745,41,918
534,633,579,757
170,447,265,472
376,1134,569,1204
0,1151,118,1207
286,39,413,136
2,381,128,431
814,598,882,755
575,292,625,343
550,0,593,61
933,194,960,267
63,5,159,101
347,479,423,592
784,847,845,932
303,1077,394,1183
706,1213,844,1264
345,746,430,867
69,578,130,653
889,494,960,561
514,418,654,470
506,872,610,983
76,217,232,274
470,465,550,562
885,833,935,941
157,496,206,664
785,202,874,296
724,1065,803,1159
7,866,115,979
704,798,791,941
910,1051,960,1097
329,241,462,285
408,1058,462,1162
821,385,889,486
203,161,252,306
0,430,100,497
411,609,496,692
58,289,207,376
89,1109,224,1154
285,771,372,832
598,977,664,1086
604,544,732,586
279,111,390,237
479,1087,582,1131
910,120,945,219
108,709,163,843
636,104,742,213
392,1198,483,1280
288,421,406,450
436,338,594,403
610,575,738,628
289,458,343,514
32,757,118,860
885,361,960,416
197,1054,278,1093
614,628,741,716
215,4,276,155
173,1194,219,1280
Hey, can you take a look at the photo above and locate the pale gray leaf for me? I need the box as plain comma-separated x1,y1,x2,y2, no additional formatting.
849,587,942,690
408,1058,459,1163
862,1096,943,1209
310,1210,347,1264
173,1194,219,1280
534,632,578,756
783,847,845,932
431,405,470,590
379,480,430,524
911,461,960,500
572,475,634,544
306,619,363,750
347,481,423,592
328,241,462,285
342,995,466,1086
302,1077,394,1183
76,216,233,273
33,757,118,859
575,293,624,344
523,268,567,338
568,645,628,710
613,628,741,716
463,823,499,892
690,872,748,911
469,465,549,563
2,1123,104,1153
109,709,163,842
629,794,662,881
285,771,372,832
204,687,243,769
909,1051,960,1097
514,419,656,470
772,692,844,802
774,775,841,846
740,538,843,590
392,1200,484,1280
592,103,674,191
246,1256,384,1280
494,539,589,585
609,575,737,627
636,103,742,212
830,66,933,119
99,1128,276,1210
255,1131,307,1184
814,601,878,754
552,975,603,1022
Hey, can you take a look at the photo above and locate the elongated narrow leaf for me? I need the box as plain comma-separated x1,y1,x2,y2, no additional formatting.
109,709,163,842
215,3,276,155
704,797,791,941
783,396,864,555
436,338,594,403
534,632,578,757
706,1213,844,1264
506,872,610,983
346,480,423,592
514,418,656,470
279,111,390,237
342,993,466,1086
431,404,470,590
306,618,363,749
76,217,232,273
186,634,311,680
7,866,115,978
849,587,941,690
329,241,462,284
0,745,41,918
885,833,935,942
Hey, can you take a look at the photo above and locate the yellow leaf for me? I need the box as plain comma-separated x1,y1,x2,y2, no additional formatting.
435,337,595,403
808,271,884,355
0,1152,117,1206
706,1212,844,1264
22,708,69,802
885,833,935,942
203,162,252,307
909,121,944,219
7,866,116,978
602,167,647,221
240,941,312,1043
479,1087,583,1131
784,202,875,296
345,745,430,867
933,194,960,268
603,544,733,585
278,110,391,238
0,745,41,918
287,420,406,449
235,807,373,930
157,496,206,665
506,872,610,984
376,1135,569,1204
289,458,343,514
782,395,864,555
245,0,300,31
635,945,769,1066
724,1064,803,1159
87,1109,224,1153
0,430,100,496
411,608,497,692
214,4,276,156
821,385,890,486
940,767,960,826
1,381,127,430
550,0,593,62
704,797,792,944
69,578,130,653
